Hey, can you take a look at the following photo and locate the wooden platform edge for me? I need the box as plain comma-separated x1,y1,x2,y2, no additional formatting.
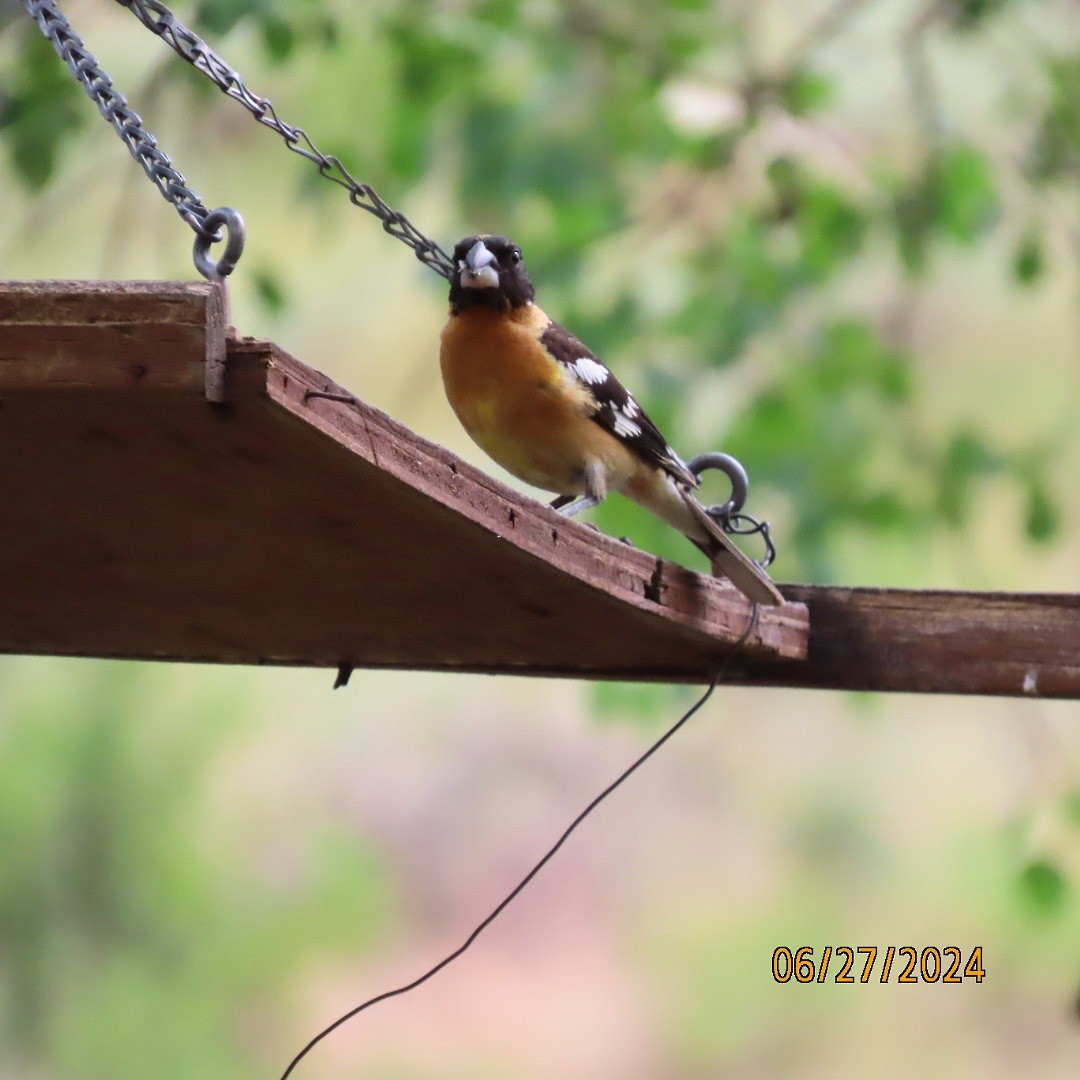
729,587,1080,698
227,337,809,664
0,279,225,393
6,281,1073,698
227,340,1078,698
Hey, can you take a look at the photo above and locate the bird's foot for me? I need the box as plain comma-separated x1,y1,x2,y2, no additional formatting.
553,495,599,519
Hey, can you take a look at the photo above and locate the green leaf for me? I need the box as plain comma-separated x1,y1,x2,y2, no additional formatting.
195,0,267,38
793,182,865,279
1012,228,1045,285
385,95,434,184
766,155,801,206
252,268,287,314
946,0,1014,31
891,143,999,273
0,30,85,191
780,69,834,116
1029,53,1080,183
260,15,296,64
935,144,999,244
1024,477,1059,543
1017,859,1068,917
591,682,683,725
937,429,1001,526
853,492,915,531
893,182,933,276
476,0,523,31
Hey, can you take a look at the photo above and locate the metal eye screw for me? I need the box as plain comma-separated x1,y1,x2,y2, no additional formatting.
688,451,776,568
687,452,749,524
193,207,246,281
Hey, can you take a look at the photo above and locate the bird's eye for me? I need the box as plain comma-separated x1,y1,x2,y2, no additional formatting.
510,249,522,265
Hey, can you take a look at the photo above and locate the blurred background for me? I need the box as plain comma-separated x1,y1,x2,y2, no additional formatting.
1,0,1079,1076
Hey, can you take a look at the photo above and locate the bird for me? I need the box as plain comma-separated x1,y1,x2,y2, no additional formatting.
439,234,782,606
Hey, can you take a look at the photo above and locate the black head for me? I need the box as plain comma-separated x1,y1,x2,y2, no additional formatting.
448,234,535,313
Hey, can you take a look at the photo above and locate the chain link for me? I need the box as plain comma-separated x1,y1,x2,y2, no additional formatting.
114,0,456,279
19,0,243,279
20,0,209,233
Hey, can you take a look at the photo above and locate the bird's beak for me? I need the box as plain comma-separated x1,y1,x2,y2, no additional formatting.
459,240,500,290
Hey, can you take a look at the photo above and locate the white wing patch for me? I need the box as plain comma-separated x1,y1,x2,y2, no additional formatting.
608,401,643,438
539,318,697,486
571,357,610,385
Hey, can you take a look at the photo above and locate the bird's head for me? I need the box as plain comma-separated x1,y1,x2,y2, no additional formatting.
448,234,535,313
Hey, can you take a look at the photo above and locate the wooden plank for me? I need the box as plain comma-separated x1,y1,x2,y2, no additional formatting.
731,587,1080,698
0,280,226,393
2,280,1073,698
0,281,808,680
256,342,804,658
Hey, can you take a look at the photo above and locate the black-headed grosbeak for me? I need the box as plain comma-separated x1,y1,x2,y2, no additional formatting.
440,235,782,605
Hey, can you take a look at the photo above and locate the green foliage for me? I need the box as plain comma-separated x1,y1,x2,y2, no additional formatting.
1029,52,1080,183
195,0,267,38
894,144,999,274
593,681,698,726
725,319,919,576
1022,473,1060,544
779,68,834,116
195,0,339,64
0,662,393,1074
944,0,1016,32
0,29,85,190
1017,859,1068,918
937,429,1001,527
252,265,287,314
1012,226,1045,285
0,9,1077,1071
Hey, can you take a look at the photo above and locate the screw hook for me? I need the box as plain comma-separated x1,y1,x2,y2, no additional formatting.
687,451,776,568
687,452,749,525
193,206,246,281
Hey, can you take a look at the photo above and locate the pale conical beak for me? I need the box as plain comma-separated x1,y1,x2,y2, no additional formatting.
459,240,499,289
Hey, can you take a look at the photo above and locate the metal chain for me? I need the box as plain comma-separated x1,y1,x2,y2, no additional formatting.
113,0,456,280
18,0,243,279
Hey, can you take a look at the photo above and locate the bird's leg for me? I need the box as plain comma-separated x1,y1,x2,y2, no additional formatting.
583,460,608,503
553,461,607,519
554,495,600,519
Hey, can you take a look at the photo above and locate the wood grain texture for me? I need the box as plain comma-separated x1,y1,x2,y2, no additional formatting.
4,280,1072,697
0,279,226,392
732,587,1080,698
0,280,807,681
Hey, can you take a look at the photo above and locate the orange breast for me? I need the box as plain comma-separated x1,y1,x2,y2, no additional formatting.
440,304,636,494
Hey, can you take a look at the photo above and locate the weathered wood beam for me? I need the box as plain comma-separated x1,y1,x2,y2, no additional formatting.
731,587,1080,698
0,280,807,680
2,280,1074,699
0,279,227,395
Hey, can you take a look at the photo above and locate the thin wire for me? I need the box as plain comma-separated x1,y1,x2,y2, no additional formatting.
280,604,761,1079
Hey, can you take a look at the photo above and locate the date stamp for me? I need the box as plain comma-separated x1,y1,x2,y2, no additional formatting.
771,946,985,984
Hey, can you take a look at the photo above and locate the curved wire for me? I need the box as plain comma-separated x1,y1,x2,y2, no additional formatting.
280,605,760,1079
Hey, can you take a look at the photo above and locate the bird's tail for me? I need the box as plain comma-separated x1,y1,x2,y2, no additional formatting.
620,470,784,605
677,491,784,606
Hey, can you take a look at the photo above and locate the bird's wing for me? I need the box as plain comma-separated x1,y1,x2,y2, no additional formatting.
538,321,699,489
